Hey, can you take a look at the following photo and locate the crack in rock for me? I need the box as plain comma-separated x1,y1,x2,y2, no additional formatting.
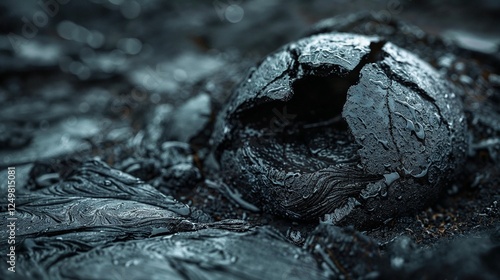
212,32,468,228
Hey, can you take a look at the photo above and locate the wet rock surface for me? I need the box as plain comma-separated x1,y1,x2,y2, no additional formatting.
1,1,499,279
29,227,326,280
213,32,467,227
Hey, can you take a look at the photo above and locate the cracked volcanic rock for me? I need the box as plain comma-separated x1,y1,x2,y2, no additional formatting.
212,33,468,227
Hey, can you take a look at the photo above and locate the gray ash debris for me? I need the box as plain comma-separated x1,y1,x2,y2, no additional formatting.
379,226,500,280
304,224,381,279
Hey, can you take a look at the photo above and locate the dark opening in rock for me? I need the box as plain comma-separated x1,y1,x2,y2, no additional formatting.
236,73,361,175
288,75,350,128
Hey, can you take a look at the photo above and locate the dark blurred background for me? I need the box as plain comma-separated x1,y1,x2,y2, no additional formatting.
0,0,499,171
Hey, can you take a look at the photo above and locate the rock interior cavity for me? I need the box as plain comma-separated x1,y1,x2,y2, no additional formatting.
213,32,468,227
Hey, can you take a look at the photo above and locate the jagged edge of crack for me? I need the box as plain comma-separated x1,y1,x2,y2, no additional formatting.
281,40,391,219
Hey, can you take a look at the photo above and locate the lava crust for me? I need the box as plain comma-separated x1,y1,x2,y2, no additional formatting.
213,32,468,227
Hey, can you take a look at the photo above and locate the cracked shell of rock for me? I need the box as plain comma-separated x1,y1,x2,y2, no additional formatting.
212,32,467,228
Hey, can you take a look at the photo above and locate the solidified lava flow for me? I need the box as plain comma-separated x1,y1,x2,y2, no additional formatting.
1,2,499,279
0,159,325,279
213,33,468,227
